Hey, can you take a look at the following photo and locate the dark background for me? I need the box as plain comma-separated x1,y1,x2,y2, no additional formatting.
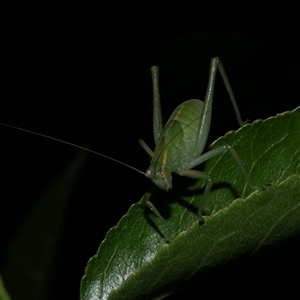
1,1,299,299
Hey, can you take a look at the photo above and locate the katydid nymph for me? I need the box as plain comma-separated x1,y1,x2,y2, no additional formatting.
1,57,255,241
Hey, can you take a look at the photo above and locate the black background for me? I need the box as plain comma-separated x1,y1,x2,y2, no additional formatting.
1,1,299,299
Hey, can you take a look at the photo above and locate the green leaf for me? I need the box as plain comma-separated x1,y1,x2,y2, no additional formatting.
2,150,88,300
81,107,300,300
0,276,11,300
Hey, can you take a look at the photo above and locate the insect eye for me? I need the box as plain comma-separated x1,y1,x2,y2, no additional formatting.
159,169,165,179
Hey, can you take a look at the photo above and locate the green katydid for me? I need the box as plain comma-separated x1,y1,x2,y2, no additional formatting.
0,57,255,241
140,57,255,239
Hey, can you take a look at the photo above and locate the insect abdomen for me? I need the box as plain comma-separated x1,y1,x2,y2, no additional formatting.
152,100,204,172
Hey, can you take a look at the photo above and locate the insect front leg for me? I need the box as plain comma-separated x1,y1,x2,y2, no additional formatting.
138,139,154,158
142,184,171,242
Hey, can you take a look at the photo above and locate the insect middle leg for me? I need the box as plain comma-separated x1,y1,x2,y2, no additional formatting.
180,144,257,218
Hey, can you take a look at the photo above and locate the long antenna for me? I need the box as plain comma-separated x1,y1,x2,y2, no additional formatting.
0,122,146,176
